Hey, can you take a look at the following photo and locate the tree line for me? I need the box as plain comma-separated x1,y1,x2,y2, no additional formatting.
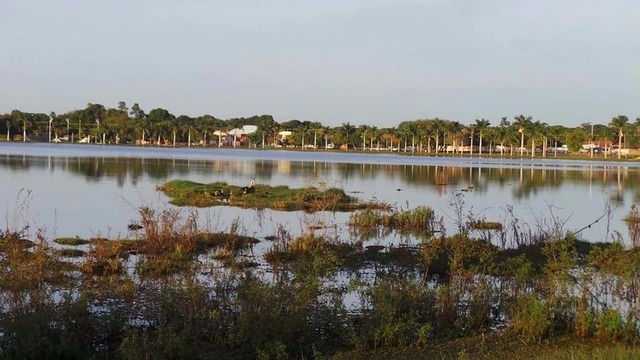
1,102,639,157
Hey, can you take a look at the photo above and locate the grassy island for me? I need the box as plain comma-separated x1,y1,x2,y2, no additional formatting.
158,179,385,211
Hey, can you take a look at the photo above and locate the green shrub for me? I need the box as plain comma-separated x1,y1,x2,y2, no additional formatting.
352,275,436,350
595,308,625,341
509,295,551,343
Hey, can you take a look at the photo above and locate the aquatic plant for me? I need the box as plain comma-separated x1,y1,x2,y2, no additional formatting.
3,199,640,358
54,237,90,246
348,206,439,239
158,179,386,212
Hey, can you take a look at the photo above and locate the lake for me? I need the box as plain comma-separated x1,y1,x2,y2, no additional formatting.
1,142,639,247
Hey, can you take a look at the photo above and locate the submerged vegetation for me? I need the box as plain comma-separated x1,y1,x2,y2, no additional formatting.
2,191,640,358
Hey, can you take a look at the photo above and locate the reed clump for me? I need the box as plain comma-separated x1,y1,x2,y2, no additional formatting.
349,206,439,239
82,239,130,276
469,220,503,231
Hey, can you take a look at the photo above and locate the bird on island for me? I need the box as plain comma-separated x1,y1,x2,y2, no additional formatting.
128,223,143,231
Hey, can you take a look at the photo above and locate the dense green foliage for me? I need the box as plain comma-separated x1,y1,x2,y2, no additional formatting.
2,103,640,154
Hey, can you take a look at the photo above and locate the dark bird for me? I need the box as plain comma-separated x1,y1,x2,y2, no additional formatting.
128,223,143,231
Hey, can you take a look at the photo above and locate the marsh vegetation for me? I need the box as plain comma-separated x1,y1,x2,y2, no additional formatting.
158,179,389,212
2,181,640,359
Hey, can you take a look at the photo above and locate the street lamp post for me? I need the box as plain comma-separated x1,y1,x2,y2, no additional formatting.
589,123,594,158
48,117,53,142
362,130,368,151
519,128,525,156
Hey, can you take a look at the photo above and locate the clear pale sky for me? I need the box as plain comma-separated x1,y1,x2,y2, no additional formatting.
1,0,638,127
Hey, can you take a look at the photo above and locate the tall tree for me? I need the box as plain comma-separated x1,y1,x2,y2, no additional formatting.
147,108,176,145
546,125,566,157
130,103,148,144
513,115,532,156
528,120,547,158
10,110,29,142
257,116,276,148
474,119,491,155
430,118,444,154
493,125,508,155
298,122,310,149
117,101,128,113
309,122,323,149
3,116,10,141
10,110,24,142
446,121,464,153
609,115,629,159
130,103,145,120
340,122,355,150
359,124,371,151
467,124,476,155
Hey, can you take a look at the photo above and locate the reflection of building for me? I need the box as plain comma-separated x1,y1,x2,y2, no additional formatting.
278,160,291,174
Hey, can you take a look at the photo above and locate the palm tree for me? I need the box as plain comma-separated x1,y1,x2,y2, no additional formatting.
430,118,444,154
398,121,418,153
340,122,355,150
12,111,31,143
467,124,476,155
528,121,547,158
446,121,464,153
513,115,532,156
493,125,508,156
382,128,398,151
546,125,565,157
310,122,323,149
474,119,491,155
257,117,273,148
298,123,310,149
368,125,378,150
359,125,371,151
609,115,629,159
418,120,434,153
397,125,410,152
407,122,419,153
321,126,332,149
483,127,497,155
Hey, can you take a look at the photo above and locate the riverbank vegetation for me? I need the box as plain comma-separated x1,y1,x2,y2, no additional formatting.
2,103,640,160
2,193,640,358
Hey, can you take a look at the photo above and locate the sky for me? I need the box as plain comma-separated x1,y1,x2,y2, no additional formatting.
1,0,638,128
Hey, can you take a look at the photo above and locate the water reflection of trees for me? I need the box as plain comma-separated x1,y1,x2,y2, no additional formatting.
1,155,638,203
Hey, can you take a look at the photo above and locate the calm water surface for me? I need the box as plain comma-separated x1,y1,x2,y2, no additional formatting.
1,143,639,246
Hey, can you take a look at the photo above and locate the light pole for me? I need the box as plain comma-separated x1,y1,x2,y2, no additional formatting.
589,123,594,158
95,119,100,144
48,116,53,142
362,129,368,151
519,127,525,156
65,119,70,140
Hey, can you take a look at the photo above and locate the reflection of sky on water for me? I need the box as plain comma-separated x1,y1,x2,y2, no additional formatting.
1,143,639,245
